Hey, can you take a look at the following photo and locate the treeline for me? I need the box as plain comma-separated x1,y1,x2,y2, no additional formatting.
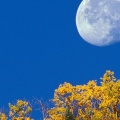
0,70,120,120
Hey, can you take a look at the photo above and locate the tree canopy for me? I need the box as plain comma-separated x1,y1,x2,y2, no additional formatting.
0,70,120,120
46,70,120,120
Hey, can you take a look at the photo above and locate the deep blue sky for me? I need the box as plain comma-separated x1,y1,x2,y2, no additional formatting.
0,0,120,119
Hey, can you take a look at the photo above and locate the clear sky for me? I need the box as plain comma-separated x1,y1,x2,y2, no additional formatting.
0,0,120,119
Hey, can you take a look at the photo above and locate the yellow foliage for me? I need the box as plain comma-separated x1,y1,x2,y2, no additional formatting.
9,100,32,120
45,70,120,120
0,70,120,120
0,113,7,120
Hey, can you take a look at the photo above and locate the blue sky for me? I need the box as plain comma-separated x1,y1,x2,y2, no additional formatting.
0,0,120,119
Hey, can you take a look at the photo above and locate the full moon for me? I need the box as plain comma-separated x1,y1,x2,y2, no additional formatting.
76,0,120,46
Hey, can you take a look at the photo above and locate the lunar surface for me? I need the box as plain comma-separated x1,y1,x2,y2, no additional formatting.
76,0,120,46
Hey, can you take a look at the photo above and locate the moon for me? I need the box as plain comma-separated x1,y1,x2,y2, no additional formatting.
76,0,120,46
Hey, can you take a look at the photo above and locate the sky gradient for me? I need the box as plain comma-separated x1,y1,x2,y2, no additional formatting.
0,0,120,119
